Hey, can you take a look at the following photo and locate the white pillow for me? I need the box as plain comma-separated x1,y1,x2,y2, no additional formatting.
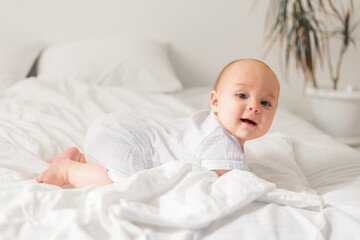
0,39,43,91
37,37,183,93
245,132,316,194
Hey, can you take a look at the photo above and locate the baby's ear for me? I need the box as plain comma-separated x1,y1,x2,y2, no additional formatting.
210,91,219,113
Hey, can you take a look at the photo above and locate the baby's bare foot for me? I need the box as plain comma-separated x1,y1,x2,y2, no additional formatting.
48,147,84,164
35,158,71,187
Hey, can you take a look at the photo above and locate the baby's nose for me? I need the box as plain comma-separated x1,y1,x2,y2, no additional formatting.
248,101,260,113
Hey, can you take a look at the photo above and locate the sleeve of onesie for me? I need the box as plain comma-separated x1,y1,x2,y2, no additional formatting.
201,158,248,171
196,128,249,171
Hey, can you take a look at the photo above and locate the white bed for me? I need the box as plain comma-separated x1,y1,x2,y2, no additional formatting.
0,37,360,240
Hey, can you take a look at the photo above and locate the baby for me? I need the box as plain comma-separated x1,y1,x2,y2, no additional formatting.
35,59,280,188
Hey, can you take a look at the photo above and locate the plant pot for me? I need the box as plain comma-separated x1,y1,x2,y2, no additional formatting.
306,87,360,147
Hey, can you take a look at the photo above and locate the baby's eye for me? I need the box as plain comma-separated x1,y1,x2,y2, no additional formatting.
237,93,247,99
261,101,271,107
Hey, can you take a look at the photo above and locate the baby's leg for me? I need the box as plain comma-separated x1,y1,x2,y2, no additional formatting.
35,158,113,188
48,147,86,164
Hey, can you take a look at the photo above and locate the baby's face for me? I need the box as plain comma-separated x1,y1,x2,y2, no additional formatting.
210,60,280,146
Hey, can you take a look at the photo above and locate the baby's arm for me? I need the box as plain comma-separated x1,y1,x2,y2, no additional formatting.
212,169,230,176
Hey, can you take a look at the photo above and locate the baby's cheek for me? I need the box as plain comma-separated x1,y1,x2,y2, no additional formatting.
261,118,273,134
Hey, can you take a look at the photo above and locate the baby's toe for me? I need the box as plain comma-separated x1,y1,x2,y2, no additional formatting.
34,174,43,183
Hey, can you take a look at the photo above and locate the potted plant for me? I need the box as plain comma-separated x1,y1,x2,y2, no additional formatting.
265,0,360,146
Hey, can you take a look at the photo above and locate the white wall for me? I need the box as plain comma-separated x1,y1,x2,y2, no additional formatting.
1,0,359,121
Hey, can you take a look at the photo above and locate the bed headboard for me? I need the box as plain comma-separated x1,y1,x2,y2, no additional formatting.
1,0,359,119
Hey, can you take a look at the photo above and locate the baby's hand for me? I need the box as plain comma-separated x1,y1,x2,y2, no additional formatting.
212,169,230,176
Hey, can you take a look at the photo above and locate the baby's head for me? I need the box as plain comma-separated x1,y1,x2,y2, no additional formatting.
210,59,280,146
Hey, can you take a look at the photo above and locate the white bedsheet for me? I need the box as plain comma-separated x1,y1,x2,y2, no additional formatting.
0,78,359,239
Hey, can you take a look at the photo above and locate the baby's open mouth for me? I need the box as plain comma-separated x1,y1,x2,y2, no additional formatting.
241,118,257,126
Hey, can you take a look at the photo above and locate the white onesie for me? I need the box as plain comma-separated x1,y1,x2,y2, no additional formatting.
84,110,248,182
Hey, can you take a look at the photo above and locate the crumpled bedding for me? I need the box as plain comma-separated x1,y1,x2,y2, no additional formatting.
0,78,358,240
0,161,273,232
0,157,323,239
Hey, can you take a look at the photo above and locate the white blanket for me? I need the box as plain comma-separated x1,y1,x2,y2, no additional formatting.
0,78,357,240
0,161,274,234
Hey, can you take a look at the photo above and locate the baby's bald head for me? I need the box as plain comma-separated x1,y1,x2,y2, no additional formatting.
214,59,279,96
